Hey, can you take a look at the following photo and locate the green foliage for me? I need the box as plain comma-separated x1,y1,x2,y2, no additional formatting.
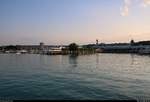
4,45,17,50
68,43,78,51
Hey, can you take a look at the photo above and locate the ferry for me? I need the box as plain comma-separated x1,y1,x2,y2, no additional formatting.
16,50,28,54
16,52,21,55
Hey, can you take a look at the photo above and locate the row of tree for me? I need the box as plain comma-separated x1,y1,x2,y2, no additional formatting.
68,43,96,54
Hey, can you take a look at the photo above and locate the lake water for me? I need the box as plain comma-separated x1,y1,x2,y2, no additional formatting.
0,54,150,100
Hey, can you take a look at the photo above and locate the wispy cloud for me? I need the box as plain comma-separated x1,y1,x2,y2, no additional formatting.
121,0,131,16
121,0,150,16
142,0,150,7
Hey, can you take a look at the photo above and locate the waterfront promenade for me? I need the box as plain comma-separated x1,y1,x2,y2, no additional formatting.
1,40,150,55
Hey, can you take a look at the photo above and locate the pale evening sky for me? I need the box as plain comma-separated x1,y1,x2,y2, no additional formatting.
0,0,150,45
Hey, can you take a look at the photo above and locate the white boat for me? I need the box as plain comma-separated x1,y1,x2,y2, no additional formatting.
20,50,27,54
5,51,10,53
16,52,21,54
16,50,28,54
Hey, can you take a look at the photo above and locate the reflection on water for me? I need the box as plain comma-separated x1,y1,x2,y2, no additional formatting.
0,54,150,100
69,55,78,68
130,54,137,65
96,53,99,68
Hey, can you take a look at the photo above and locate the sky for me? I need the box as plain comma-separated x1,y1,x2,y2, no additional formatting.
0,0,150,45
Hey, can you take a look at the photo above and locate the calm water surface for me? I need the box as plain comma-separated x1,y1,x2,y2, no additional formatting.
0,54,150,100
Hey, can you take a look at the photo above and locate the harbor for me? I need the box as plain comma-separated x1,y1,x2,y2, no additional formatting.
1,40,150,55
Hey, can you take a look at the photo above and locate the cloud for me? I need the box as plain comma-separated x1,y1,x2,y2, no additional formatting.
121,0,150,16
121,0,131,16
121,4,129,16
142,0,150,7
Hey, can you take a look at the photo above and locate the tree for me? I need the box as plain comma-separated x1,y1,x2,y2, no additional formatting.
130,39,135,45
68,43,78,52
4,45,17,51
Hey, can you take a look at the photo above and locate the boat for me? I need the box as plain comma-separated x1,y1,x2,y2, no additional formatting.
16,52,21,54
20,50,28,54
